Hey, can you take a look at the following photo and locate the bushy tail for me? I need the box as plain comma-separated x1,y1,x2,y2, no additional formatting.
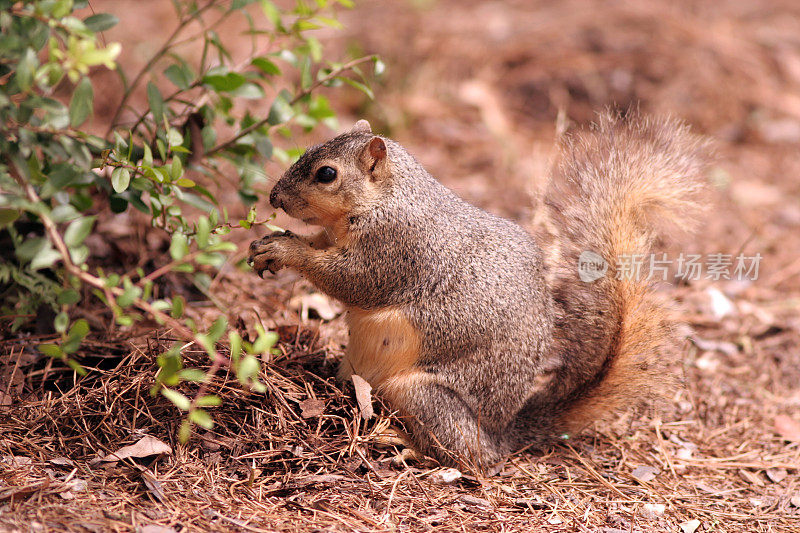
536,111,709,436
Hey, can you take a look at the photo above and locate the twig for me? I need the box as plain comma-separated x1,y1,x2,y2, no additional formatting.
207,55,376,156
105,0,219,137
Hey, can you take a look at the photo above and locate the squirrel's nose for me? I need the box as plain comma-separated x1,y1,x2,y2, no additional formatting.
269,187,282,209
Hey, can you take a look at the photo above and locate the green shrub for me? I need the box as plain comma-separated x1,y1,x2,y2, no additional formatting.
0,0,380,440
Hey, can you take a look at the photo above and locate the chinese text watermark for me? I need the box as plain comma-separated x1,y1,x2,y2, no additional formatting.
578,251,762,282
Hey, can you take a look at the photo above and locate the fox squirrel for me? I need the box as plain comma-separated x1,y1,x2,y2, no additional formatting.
248,114,708,469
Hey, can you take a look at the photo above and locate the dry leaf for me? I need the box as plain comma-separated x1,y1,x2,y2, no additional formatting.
774,414,800,442
299,398,325,419
351,374,374,420
680,519,702,533
49,457,74,467
140,467,166,502
288,293,341,321
739,469,765,487
690,336,738,356
631,465,659,483
432,468,462,484
140,526,177,533
103,435,172,462
706,287,735,319
641,503,666,518
766,468,788,483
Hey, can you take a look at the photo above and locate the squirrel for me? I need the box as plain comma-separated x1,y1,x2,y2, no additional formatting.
247,113,708,469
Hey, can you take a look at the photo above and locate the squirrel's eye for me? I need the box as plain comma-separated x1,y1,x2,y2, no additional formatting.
315,166,337,183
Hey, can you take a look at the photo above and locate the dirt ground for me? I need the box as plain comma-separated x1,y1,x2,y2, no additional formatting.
2,0,800,531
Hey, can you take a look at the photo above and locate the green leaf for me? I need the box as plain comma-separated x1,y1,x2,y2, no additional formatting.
171,295,185,318
83,13,119,32
208,316,227,343
338,76,374,99
69,77,94,127
64,216,96,248
39,344,64,358
189,409,214,429
161,388,191,411
167,128,183,148
51,204,80,223
197,395,222,407
0,209,20,228
111,167,131,193
174,178,195,188
169,232,188,260
178,369,207,382
164,63,194,90
230,83,264,99
147,82,165,122
266,91,293,125
236,354,265,392
251,57,281,75
252,331,279,353
57,289,81,306
16,48,38,92
54,312,69,333
68,319,90,341
30,246,62,271
196,217,210,248
201,72,246,92
170,156,183,180
229,331,242,365
178,420,192,443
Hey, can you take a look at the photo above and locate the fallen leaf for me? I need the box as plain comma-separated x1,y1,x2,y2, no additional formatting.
299,398,325,418
631,465,659,483
690,336,738,356
288,293,341,321
706,287,736,319
739,469,765,487
139,467,166,502
103,435,172,462
2,455,32,467
432,468,462,484
676,448,693,460
775,414,800,442
49,457,74,467
680,519,702,533
766,468,788,483
641,503,666,518
351,374,374,420
140,526,177,533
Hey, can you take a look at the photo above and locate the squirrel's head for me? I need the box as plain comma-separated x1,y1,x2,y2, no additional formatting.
269,120,392,227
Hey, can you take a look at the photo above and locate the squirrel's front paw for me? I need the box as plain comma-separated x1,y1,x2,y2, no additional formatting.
247,231,303,277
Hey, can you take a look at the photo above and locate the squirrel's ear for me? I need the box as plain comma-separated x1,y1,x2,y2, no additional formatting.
361,136,389,180
368,137,386,161
350,119,372,134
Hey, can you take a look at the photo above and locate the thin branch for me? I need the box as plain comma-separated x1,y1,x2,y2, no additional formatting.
105,0,220,137
206,55,376,156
